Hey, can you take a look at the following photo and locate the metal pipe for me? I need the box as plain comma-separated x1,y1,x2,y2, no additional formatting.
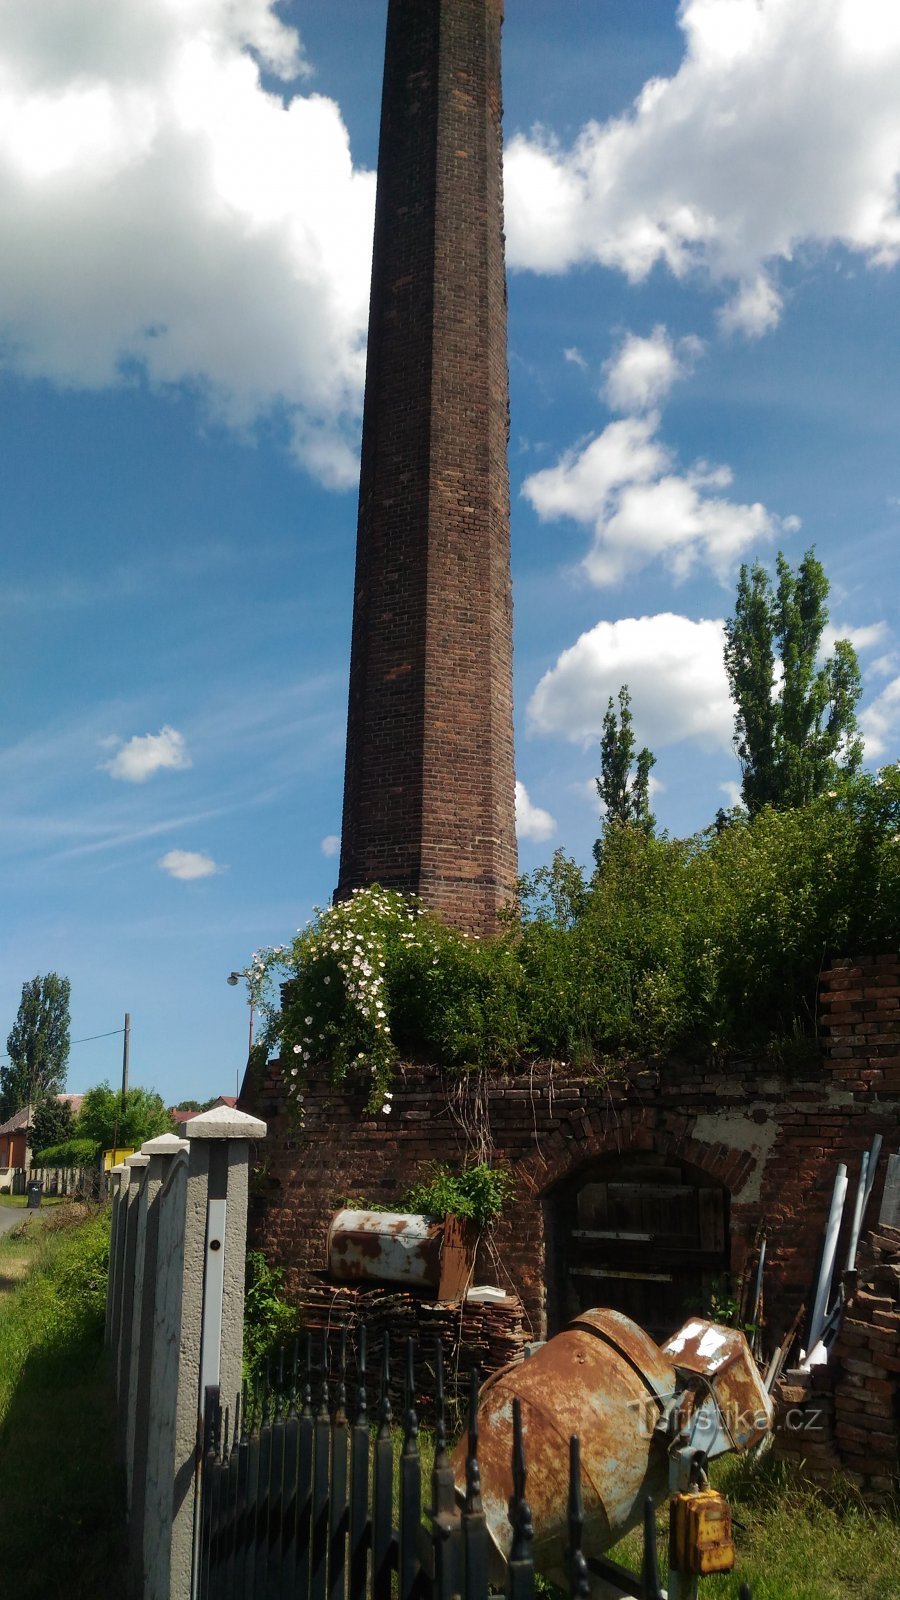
843,1152,869,1276
805,1164,848,1359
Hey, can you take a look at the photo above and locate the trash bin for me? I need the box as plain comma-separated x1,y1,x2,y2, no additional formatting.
26,1182,42,1209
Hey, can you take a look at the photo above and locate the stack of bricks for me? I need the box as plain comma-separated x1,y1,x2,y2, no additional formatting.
774,1223,900,1503
820,954,900,1097
830,1222,900,1504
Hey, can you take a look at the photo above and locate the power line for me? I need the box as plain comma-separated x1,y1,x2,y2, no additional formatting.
0,1025,125,1064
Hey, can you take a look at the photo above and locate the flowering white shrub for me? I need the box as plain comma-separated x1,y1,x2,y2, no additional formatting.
251,886,427,1116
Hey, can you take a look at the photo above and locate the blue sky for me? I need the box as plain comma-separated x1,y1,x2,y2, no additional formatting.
1,0,898,1107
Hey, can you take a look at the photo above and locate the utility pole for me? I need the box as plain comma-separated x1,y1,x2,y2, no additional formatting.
120,1012,130,1110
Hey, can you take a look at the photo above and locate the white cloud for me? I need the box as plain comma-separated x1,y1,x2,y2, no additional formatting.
504,0,900,333
101,724,191,783
522,411,796,587
0,0,375,484
515,781,556,842
564,346,587,369
860,676,900,759
320,833,340,858
603,326,702,412
159,848,223,880
822,620,889,656
719,779,743,808
528,614,733,751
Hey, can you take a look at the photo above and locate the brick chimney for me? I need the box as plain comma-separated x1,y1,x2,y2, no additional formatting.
336,0,517,937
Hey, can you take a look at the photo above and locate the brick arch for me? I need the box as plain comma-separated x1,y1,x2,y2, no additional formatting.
510,1110,756,1203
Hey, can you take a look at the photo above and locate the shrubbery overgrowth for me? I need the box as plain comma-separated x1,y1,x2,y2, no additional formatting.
252,768,898,1108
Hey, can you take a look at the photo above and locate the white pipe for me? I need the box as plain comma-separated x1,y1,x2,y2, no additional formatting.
863,1134,883,1214
806,1164,848,1358
844,1152,869,1275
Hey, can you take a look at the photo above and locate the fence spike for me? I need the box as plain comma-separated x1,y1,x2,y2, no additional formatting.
355,1322,368,1427
403,1338,419,1452
289,1336,300,1417
567,1436,590,1600
640,1494,662,1600
240,1379,249,1443
337,1326,348,1418
434,1337,447,1460
465,1367,482,1512
316,1335,330,1422
223,1404,231,1462
302,1330,314,1417
508,1397,535,1569
739,1587,752,1600
377,1329,392,1432
262,1357,272,1428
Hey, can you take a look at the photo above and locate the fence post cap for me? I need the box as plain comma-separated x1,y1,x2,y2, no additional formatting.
126,1153,151,1171
186,1104,267,1141
111,1162,130,1175
142,1132,190,1156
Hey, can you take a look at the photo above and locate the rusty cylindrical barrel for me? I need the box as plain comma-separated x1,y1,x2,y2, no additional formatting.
452,1310,676,1586
327,1209,444,1287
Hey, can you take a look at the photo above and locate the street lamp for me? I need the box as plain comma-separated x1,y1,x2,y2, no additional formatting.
226,970,254,1097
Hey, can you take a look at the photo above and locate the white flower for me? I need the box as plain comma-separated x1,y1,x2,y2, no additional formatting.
305,1015,313,1025
293,1044,302,1054
382,1103,392,1115
324,977,331,985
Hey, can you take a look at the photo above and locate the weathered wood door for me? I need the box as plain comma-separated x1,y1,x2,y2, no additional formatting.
545,1153,729,1342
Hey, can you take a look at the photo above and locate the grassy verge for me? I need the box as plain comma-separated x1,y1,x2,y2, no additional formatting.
0,1203,127,1598
0,1191,66,1208
608,1452,900,1599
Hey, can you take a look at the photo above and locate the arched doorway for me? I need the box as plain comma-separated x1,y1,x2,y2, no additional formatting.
543,1150,730,1342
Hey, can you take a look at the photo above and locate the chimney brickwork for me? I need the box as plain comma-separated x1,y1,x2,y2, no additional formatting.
336,0,517,936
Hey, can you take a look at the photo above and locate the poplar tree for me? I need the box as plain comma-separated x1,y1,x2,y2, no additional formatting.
1,973,71,1120
594,686,656,865
724,549,863,816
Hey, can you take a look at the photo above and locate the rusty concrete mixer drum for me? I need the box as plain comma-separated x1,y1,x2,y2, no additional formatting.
451,1310,773,1592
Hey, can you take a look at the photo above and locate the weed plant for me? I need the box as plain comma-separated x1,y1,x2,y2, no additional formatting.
0,1205,126,1596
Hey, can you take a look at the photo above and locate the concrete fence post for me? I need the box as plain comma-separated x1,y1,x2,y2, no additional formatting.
142,1104,265,1600
105,1162,130,1348
127,1133,189,1585
117,1155,150,1418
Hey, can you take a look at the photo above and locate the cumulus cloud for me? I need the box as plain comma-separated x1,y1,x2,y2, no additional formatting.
522,411,797,587
0,0,375,484
603,326,702,413
504,0,900,332
515,781,556,842
528,614,733,751
860,677,900,759
159,847,223,880
101,724,191,782
822,620,889,656
320,833,340,858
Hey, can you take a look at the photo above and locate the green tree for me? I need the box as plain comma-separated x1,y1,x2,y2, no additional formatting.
724,549,863,815
30,1096,74,1155
593,686,655,866
75,1083,173,1154
1,974,71,1120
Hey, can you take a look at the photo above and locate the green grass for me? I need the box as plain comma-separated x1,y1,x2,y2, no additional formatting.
0,1203,127,1598
608,1453,900,1599
0,1190,66,1208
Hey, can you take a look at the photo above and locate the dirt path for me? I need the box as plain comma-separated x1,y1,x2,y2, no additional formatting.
0,1205,27,1238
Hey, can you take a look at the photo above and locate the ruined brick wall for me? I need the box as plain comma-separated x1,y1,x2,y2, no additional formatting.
246,957,900,1344
336,0,517,938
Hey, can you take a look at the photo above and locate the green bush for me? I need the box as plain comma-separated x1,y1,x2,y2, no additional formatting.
243,1250,298,1376
253,767,899,1092
33,1138,100,1167
404,1162,514,1230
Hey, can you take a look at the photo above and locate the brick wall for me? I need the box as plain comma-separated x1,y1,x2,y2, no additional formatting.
246,956,900,1349
336,0,517,937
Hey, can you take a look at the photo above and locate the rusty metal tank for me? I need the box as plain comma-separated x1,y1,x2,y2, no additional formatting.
454,1309,676,1585
451,1310,774,1589
327,1209,444,1288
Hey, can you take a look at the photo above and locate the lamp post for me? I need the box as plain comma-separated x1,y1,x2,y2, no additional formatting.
226,971,254,1099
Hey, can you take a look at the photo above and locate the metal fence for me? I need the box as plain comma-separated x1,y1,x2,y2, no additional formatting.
197,1333,753,1600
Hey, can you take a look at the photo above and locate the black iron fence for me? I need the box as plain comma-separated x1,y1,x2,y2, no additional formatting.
197,1333,753,1600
